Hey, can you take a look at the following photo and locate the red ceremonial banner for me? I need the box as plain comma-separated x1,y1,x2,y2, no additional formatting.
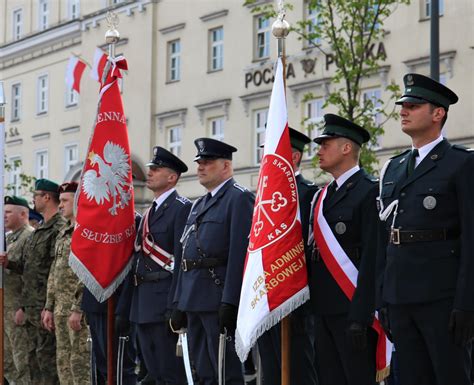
70,56,135,302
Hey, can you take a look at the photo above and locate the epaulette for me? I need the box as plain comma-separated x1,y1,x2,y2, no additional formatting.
390,149,411,159
452,144,471,152
300,179,315,187
233,183,249,192
176,196,191,205
365,175,379,183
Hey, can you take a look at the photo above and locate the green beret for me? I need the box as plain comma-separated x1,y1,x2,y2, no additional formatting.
35,178,59,193
4,195,30,209
313,114,370,146
396,73,458,110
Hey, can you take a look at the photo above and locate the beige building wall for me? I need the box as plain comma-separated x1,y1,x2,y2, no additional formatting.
1,0,473,206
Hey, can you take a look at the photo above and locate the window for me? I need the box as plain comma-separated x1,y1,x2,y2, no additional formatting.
423,0,444,18
8,157,22,196
363,88,382,148
12,8,23,40
209,27,224,71
11,83,21,121
68,0,80,19
38,0,49,31
305,98,325,156
306,2,321,46
65,87,79,107
168,126,182,157
37,75,49,114
64,144,79,175
36,150,49,179
255,16,270,60
209,117,225,141
254,109,268,164
364,4,381,32
168,40,181,82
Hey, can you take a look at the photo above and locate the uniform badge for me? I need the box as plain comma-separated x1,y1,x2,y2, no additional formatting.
423,196,437,210
197,140,205,153
335,222,346,234
406,75,414,86
400,158,406,164
430,154,438,160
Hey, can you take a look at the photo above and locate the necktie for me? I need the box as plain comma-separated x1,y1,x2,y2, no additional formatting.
325,181,337,201
204,192,212,205
407,149,419,177
148,201,157,224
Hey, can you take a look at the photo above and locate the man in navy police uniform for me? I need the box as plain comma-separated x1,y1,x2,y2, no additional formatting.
257,127,319,385
377,73,474,385
119,146,191,385
310,114,380,385
172,138,254,385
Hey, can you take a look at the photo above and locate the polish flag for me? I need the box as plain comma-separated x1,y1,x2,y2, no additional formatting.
90,48,108,83
65,56,87,93
235,58,309,361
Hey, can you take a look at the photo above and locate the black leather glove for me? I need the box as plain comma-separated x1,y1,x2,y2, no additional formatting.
448,309,474,346
378,307,392,341
170,309,187,332
218,303,238,334
345,322,367,350
115,315,130,337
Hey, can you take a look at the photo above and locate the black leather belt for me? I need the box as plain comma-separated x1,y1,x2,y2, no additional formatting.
133,271,171,286
181,258,226,272
390,228,459,245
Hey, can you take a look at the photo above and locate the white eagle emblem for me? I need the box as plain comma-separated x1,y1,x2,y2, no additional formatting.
83,141,132,216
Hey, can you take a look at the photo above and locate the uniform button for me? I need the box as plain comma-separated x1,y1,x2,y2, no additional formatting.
399,209,404,214
400,192,406,197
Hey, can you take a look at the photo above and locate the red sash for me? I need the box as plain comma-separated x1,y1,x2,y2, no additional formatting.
313,185,391,381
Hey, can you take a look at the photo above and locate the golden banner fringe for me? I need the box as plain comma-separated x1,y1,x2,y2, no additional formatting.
376,365,391,382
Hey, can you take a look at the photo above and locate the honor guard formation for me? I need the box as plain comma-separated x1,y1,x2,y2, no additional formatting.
1,71,474,384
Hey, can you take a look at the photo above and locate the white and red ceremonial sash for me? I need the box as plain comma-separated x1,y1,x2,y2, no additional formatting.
70,55,135,302
236,58,309,362
140,207,174,273
65,56,86,93
313,185,392,381
90,48,108,83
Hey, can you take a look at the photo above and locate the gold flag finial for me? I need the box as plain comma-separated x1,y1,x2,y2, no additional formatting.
105,11,120,44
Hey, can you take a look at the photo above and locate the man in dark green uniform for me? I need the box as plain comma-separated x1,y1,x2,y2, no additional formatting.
257,127,319,385
1,179,65,385
377,73,474,385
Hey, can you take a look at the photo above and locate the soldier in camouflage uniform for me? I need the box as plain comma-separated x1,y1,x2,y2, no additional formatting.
1,178,65,385
2,196,33,385
43,182,90,385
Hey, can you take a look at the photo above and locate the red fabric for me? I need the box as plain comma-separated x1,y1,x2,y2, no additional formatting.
72,60,86,93
71,56,135,299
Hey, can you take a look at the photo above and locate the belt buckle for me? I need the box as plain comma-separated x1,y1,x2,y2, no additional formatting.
181,259,188,272
391,228,400,245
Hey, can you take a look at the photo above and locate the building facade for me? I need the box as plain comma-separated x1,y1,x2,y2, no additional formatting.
1,0,473,206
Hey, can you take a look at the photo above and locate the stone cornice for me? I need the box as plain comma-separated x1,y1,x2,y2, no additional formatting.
200,10,229,22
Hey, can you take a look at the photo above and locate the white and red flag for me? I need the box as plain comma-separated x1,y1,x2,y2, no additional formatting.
90,48,108,83
313,185,392,380
70,54,135,302
65,56,87,93
235,58,309,361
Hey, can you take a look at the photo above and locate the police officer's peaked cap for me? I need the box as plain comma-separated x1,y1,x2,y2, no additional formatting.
4,195,30,209
35,178,59,192
58,182,78,194
396,73,458,110
313,114,370,146
146,146,188,174
289,127,311,152
193,138,237,161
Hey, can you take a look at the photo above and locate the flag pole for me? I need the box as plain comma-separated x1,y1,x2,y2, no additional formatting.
271,3,290,385
104,12,120,385
0,81,6,385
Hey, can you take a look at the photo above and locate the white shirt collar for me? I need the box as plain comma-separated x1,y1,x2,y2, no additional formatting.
152,188,176,211
209,177,232,197
334,165,360,190
413,135,443,166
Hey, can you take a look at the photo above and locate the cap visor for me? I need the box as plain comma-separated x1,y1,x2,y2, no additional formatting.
395,96,428,105
313,134,335,144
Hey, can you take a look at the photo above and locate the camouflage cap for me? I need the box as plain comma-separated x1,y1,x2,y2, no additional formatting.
35,178,59,192
4,195,30,209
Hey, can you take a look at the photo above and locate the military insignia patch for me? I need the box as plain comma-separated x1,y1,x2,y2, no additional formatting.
423,196,437,210
335,222,346,234
406,74,414,85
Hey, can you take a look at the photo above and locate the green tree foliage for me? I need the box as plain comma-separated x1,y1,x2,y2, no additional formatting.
4,158,36,195
245,0,410,173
